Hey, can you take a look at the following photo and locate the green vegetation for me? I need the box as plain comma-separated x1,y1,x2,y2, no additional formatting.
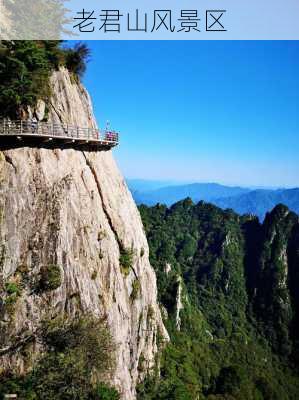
147,305,155,322
3,281,22,310
119,247,134,276
65,43,91,79
137,200,299,400
1,272,26,318
5,282,21,296
92,384,120,400
0,315,119,399
131,279,141,301
0,41,91,118
38,264,62,291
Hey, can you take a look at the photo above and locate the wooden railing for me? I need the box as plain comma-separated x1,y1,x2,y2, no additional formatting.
0,120,119,145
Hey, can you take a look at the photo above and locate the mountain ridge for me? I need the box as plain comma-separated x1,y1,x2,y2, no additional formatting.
128,180,299,220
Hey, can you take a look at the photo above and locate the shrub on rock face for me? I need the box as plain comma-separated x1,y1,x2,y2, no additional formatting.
3,282,21,312
119,248,134,276
39,264,62,291
5,282,21,296
130,279,141,301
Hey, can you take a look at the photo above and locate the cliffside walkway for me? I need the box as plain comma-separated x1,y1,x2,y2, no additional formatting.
0,120,119,150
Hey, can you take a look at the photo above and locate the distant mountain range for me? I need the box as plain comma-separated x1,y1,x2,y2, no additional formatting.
127,180,299,220
214,188,299,220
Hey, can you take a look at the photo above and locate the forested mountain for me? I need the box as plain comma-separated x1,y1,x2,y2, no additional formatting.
138,200,299,400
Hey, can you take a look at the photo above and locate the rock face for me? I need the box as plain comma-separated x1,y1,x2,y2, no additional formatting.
0,68,168,399
175,276,184,331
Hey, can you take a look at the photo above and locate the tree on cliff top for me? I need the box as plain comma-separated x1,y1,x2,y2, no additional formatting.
0,40,90,118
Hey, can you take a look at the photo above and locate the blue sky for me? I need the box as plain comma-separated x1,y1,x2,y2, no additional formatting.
81,41,299,187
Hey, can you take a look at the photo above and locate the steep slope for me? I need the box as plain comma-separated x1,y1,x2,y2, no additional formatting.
0,68,167,399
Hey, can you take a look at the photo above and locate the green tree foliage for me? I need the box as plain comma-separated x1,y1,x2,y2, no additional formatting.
131,279,141,301
138,200,299,400
0,40,90,118
65,43,91,78
0,315,119,399
119,247,134,276
38,264,62,291
92,384,120,400
4,282,21,296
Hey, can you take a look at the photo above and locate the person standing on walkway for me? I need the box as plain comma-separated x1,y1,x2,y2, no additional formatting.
31,117,38,134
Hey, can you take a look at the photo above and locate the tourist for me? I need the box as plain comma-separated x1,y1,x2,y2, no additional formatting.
31,117,38,133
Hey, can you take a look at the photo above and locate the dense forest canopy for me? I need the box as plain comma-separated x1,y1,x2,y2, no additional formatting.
0,40,90,118
138,200,299,400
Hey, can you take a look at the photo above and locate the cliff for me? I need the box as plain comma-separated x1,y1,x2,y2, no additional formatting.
0,68,167,399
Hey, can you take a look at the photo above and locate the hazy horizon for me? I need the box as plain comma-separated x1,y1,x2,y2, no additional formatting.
126,177,298,191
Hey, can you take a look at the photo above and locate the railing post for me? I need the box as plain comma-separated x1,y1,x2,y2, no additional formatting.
20,120,22,135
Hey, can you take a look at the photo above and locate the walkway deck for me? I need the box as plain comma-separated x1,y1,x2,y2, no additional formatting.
0,120,119,150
